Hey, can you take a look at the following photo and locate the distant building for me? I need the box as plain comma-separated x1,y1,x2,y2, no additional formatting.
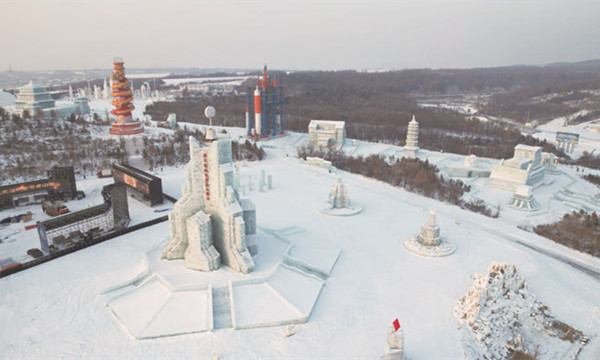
308,120,346,150
39,183,130,250
13,81,55,113
10,81,89,118
0,166,78,208
73,96,90,114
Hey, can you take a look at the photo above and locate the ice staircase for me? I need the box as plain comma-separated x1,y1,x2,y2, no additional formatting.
212,286,233,329
553,188,600,212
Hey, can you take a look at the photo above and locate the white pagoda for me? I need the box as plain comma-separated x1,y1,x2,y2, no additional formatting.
404,115,420,157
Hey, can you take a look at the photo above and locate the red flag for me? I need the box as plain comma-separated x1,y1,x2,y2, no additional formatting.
392,318,401,331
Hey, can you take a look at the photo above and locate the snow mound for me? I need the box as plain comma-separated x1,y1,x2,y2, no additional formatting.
455,262,585,360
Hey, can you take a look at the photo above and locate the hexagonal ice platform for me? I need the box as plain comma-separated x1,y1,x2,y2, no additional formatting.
103,227,340,339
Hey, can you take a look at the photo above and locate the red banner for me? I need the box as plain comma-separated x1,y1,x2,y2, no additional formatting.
392,318,400,331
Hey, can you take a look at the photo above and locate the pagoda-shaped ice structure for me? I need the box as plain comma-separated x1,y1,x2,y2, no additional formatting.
161,135,256,274
508,185,541,211
404,209,455,257
419,209,441,246
403,115,420,157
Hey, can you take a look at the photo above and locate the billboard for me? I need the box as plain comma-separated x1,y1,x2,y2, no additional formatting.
556,131,580,144
113,168,150,195
112,163,162,206
0,180,60,196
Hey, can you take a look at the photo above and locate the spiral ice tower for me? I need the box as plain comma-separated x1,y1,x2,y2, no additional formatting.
109,58,144,135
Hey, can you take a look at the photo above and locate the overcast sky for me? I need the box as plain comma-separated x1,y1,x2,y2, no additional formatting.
2,0,600,71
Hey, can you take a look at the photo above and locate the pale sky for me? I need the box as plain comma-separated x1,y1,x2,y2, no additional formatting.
2,0,600,71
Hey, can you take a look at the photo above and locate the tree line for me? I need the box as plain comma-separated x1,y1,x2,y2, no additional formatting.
0,112,124,182
534,210,600,258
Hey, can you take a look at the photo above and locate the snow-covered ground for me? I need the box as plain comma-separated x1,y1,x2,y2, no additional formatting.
1,129,600,359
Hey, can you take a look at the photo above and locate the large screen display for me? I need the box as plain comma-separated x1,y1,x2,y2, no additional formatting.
113,169,150,194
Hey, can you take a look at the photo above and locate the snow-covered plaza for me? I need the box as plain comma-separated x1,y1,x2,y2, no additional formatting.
1,124,600,358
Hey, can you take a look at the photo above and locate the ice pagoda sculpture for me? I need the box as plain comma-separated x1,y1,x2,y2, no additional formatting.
404,209,455,257
319,177,362,216
403,115,420,157
161,135,256,274
508,185,540,211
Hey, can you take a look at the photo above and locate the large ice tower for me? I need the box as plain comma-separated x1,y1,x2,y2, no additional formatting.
161,136,257,274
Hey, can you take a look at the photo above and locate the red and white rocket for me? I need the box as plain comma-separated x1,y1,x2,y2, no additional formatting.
254,86,262,136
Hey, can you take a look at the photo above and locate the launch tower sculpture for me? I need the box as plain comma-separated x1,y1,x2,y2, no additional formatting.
109,58,144,135
245,65,284,139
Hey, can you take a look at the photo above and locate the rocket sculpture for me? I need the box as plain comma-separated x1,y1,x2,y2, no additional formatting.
245,65,284,140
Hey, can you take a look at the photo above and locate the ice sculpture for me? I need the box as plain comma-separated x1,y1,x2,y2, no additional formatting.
384,326,405,360
403,115,419,157
319,177,362,216
404,208,455,257
419,209,441,246
161,136,256,274
329,177,350,209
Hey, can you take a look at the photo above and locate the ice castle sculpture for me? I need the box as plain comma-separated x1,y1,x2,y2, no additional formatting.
319,177,362,216
161,135,257,274
489,144,545,191
404,209,455,257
